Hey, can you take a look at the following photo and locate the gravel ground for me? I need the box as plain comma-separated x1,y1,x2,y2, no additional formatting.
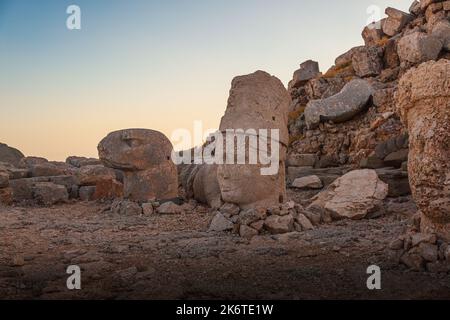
1,199,449,300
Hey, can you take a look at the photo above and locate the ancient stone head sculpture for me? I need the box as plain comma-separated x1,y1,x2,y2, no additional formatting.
217,71,291,210
397,60,450,241
98,129,178,202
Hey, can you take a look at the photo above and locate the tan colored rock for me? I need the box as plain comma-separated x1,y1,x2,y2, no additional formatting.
77,165,116,186
352,46,383,77
396,59,450,241
397,32,443,64
192,164,222,209
264,214,294,234
308,170,388,220
383,8,413,36
98,129,178,201
32,182,68,205
362,22,384,46
217,71,289,210
93,179,123,200
292,175,323,189
289,60,320,89
0,143,24,167
432,20,450,51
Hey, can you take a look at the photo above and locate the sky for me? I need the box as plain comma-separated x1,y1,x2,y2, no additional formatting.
0,0,411,160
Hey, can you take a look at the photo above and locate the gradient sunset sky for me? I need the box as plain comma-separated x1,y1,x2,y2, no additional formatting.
0,0,411,160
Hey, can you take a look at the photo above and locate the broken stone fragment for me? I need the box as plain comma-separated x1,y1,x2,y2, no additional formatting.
304,79,374,129
264,214,294,234
308,169,388,220
289,60,320,89
32,182,69,205
0,143,24,167
397,32,443,64
208,212,233,232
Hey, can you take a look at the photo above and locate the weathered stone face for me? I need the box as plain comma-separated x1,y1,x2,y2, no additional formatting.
217,71,290,210
98,129,178,201
397,59,450,241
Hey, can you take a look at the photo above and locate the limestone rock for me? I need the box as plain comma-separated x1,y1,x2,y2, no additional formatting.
286,153,317,167
289,60,320,89
304,79,374,129
111,200,143,216
397,59,450,241
66,156,102,168
296,214,314,230
352,46,383,77
208,212,233,232
308,170,388,220
220,203,241,217
362,22,384,46
431,20,450,51
141,203,154,215
292,175,323,189
29,162,66,177
18,156,48,169
93,179,123,200
383,7,414,37
397,32,443,64
157,201,183,215
238,208,266,226
264,214,294,234
239,225,259,239
98,129,178,201
32,182,68,205
0,143,24,167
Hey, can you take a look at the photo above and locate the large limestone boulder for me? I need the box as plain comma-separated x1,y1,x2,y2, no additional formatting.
304,79,374,129
217,71,290,210
396,59,450,241
98,129,178,201
397,32,442,64
0,143,24,167
308,170,388,220
219,70,290,146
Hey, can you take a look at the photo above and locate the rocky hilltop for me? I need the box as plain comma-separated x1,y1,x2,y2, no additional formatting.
1,0,450,297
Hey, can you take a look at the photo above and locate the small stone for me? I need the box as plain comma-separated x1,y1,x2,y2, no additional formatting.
303,210,322,226
292,175,323,189
239,208,267,225
111,200,143,215
264,214,294,234
219,203,240,217
239,225,259,239
419,243,438,262
397,32,443,64
0,187,13,205
296,214,314,230
141,203,154,215
157,201,183,214
250,220,265,232
287,154,317,167
208,212,233,232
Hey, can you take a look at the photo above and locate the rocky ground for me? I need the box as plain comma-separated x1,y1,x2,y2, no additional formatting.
1,197,449,300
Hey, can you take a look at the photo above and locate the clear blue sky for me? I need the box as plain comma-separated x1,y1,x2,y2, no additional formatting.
0,0,411,160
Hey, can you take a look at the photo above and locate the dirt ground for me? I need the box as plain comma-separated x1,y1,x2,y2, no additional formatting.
1,198,449,300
